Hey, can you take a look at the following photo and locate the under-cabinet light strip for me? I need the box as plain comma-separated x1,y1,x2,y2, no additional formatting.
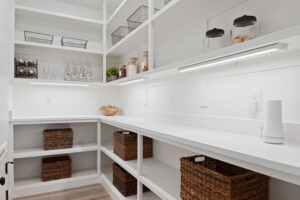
29,82,89,87
178,43,287,73
118,77,145,86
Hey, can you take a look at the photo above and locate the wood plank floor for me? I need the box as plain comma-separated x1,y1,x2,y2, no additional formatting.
14,184,112,200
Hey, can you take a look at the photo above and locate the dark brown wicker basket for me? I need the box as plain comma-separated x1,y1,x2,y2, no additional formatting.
114,131,152,161
43,128,73,150
42,155,72,182
180,155,269,200
113,163,149,197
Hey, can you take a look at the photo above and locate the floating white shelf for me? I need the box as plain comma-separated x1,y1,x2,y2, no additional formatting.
13,169,99,198
12,78,104,88
106,0,128,25
106,24,300,86
15,5,103,25
15,40,103,55
14,143,99,159
102,166,161,200
101,145,138,178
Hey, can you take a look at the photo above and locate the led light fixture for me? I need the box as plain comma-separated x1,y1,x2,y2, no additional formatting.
118,77,145,86
178,43,287,73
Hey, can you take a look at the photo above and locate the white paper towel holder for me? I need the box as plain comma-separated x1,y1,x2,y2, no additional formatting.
262,100,285,144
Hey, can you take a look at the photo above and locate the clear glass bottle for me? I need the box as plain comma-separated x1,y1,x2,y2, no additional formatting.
86,66,93,82
140,51,149,72
231,15,259,45
72,65,78,81
79,65,86,81
64,66,72,81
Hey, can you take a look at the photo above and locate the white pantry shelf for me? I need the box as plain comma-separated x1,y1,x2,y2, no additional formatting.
99,115,300,186
106,24,300,86
15,5,103,25
102,166,161,200
14,143,99,159
107,21,149,56
13,169,99,198
15,40,103,55
12,78,105,88
141,158,180,200
101,145,138,178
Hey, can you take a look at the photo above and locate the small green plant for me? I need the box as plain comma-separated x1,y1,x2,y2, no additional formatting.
106,67,119,77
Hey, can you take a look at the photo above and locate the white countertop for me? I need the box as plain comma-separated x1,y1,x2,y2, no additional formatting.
10,114,300,185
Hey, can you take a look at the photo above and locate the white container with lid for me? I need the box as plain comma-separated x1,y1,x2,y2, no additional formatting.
204,28,227,51
231,15,259,45
127,57,138,77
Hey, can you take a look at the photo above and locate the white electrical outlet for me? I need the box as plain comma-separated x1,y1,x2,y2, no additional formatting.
249,89,262,113
45,96,53,105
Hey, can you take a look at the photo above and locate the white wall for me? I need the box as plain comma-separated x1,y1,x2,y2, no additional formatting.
12,86,119,117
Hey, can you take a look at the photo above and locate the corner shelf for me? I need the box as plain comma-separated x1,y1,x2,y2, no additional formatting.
15,40,103,55
14,143,99,159
15,5,103,26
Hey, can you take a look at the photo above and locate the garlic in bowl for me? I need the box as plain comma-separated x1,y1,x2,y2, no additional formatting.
100,105,119,116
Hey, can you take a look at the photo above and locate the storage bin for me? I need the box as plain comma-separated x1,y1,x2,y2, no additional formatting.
42,155,72,182
24,31,54,45
180,155,269,200
114,131,153,161
43,128,73,150
61,37,88,49
111,26,130,45
113,163,149,196
127,5,159,32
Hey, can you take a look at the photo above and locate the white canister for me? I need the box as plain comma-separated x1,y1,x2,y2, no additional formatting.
127,57,138,77
262,100,285,144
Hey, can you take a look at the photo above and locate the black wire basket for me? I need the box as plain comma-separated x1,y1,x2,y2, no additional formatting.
24,31,54,45
61,37,88,49
164,0,173,5
127,5,159,32
111,26,130,46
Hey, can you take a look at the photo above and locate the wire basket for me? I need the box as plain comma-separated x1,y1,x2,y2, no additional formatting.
164,0,173,5
24,31,54,44
127,5,159,32
61,37,88,49
111,26,130,46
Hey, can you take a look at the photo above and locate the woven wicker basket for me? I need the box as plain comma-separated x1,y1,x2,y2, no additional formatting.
113,163,149,196
42,155,72,182
114,131,152,161
43,128,73,150
180,155,269,200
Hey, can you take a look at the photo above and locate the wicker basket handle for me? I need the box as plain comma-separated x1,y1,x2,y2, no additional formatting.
244,173,258,184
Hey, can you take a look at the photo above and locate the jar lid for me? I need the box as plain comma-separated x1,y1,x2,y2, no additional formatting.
233,15,257,27
206,28,225,38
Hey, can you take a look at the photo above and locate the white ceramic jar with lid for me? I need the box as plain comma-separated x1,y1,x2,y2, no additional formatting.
204,28,227,51
127,57,138,76
231,15,259,45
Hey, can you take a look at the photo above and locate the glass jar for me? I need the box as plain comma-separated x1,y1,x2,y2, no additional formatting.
64,66,72,81
72,65,78,81
79,65,86,81
204,28,226,51
127,57,138,76
119,64,127,78
86,66,93,82
140,51,149,72
231,15,259,45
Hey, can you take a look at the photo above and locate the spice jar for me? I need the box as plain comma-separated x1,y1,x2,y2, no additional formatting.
204,28,227,51
231,15,259,45
119,64,126,78
127,57,138,77
140,51,149,72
